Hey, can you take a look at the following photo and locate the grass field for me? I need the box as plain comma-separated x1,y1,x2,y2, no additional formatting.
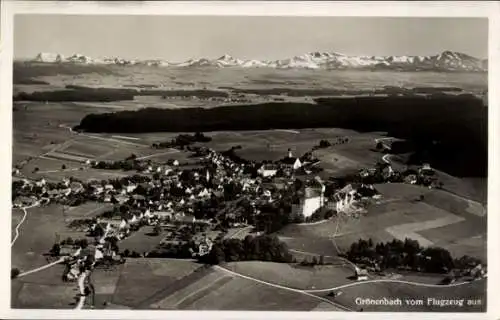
278,183,486,262
146,264,325,311
176,275,324,311
64,202,114,219
224,261,355,290
11,263,77,309
11,205,68,271
118,226,167,253
13,282,78,309
112,259,187,307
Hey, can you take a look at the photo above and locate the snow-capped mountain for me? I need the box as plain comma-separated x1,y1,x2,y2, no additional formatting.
66,53,93,64
33,52,65,63
28,51,487,72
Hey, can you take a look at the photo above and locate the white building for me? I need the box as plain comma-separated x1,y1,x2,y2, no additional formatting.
258,164,278,178
355,267,369,281
126,185,137,193
298,187,325,218
281,157,302,170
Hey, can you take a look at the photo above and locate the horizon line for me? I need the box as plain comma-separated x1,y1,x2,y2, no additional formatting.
14,49,488,63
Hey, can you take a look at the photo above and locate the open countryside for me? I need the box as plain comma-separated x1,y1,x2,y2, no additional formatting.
11,15,487,312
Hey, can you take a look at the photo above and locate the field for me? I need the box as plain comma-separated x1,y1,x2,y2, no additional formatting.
164,273,325,311
11,205,74,271
14,63,487,94
278,183,487,261
64,201,114,219
119,226,169,253
224,261,355,290
111,258,204,308
11,263,79,309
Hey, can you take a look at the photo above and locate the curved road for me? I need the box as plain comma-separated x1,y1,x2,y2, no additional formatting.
11,202,39,246
304,278,473,293
75,271,89,310
214,265,352,311
375,137,394,164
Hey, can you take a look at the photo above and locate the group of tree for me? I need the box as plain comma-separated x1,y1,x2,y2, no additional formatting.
11,268,20,279
345,237,482,274
254,199,294,234
92,159,145,171
122,241,194,259
60,237,89,249
299,255,326,267
152,132,212,149
198,234,293,265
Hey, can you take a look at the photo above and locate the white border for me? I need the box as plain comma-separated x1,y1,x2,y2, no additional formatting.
1,1,499,320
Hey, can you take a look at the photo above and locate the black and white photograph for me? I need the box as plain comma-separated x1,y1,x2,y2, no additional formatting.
2,1,497,317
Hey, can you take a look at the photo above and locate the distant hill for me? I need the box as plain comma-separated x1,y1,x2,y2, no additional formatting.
25,50,487,72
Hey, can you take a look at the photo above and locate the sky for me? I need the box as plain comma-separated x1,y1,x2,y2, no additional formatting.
14,15,488,61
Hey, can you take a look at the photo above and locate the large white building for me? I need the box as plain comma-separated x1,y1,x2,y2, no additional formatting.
297,187,325,218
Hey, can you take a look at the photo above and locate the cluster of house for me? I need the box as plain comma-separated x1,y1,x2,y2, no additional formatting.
359,160,436,186
257,149,321,178
61,242,121,282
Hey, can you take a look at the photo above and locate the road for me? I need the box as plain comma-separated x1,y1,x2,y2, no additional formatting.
288,249,334,258
214,265,352,311
274,129,300,134
17,258,65,278
75,271,89,310
136,149,179,160
215,262,477,312
11,202,40,246
59,124,149,147
382,154,393,164
303,277,473,293
329,214,358,271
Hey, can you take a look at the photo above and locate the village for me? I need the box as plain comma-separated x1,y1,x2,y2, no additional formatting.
10,135,487,307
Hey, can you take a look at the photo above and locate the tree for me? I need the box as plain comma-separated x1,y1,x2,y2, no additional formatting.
62,164,67,170
311,256,318,265
205,244,225,265
126,154,137,161
50,243,61,256
319,140,331,148
11,268,20,279
153,224,162,236
79,238,89,249
300,257,309,266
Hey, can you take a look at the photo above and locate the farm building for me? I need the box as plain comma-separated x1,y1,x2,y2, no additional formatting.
419,163,435,175
355,267,369,281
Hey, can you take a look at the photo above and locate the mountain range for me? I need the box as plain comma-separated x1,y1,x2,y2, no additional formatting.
29,51,487,72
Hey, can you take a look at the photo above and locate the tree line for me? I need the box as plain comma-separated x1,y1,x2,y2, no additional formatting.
199,234,293,265
345,237,482,274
